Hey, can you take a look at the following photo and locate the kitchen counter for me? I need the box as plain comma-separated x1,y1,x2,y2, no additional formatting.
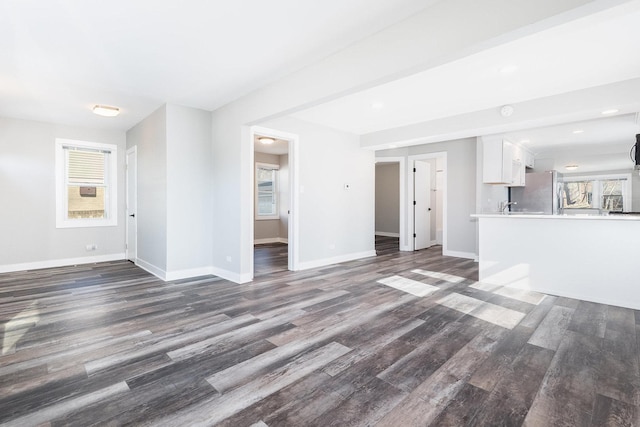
473,213,640,309
473,213,640,220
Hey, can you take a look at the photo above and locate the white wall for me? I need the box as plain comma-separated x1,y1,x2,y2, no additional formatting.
126,104,212,279
261,116,375,267
375,163,400,235
166,104,213,274
208,0,594,281
0,116,126,271
377,137,477,257
126,106,168,273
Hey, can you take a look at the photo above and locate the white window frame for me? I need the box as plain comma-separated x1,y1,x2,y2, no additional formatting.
255,162,279,221
562,173,632,212
55,138,118,228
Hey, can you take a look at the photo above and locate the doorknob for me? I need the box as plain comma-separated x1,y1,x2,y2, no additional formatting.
129,214,135,218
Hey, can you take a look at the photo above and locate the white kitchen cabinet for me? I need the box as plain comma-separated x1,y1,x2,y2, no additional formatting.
482,139,513,184
510,145,525,187
483,139,528,186
524,149,535,169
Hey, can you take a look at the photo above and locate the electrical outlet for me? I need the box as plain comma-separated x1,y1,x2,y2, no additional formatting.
85,244,98,251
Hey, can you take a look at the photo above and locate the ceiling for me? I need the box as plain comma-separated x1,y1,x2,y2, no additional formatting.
0,0,435,131
3,0,640,174
292,2,640,135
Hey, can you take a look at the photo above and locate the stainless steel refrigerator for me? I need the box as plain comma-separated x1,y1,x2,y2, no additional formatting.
509,170,562,214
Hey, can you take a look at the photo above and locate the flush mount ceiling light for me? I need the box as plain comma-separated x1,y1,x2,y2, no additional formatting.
565,164,579,171
602,109,619,115
573,129,584,134
92,105,120,117
258,137,275,145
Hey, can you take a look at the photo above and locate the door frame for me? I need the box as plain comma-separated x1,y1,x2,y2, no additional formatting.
125,146,137,263
413,159,432,250
248,125,300,278
374,157,408,251
408,152,447,252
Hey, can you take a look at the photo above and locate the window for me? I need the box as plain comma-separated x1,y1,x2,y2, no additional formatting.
256,163,279,220
55,139,117,227
562,174,630,212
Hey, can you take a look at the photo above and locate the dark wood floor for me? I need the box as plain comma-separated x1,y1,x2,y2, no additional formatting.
0,236,638,426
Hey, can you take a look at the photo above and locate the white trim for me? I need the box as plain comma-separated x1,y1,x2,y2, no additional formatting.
375,231,400,237
375,157,407,250
136,258,167,280
297,250,377,271
0,253,125,274
430,240,438,246
249,125,300,277
210,266,252,284
165,267,215,282
407,152,447,253
442,250,475,260
254,237,289,244
125,146,137,262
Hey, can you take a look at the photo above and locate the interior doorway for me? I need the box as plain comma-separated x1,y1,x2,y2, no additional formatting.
250,126,298,278
413,159,432,250
409,153,446,251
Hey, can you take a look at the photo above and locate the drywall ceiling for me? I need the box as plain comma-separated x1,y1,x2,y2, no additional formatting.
291,2,640,137
0,0,437,131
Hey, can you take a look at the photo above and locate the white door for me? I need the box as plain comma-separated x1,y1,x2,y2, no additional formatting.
126,147,137,262
414,160,431,250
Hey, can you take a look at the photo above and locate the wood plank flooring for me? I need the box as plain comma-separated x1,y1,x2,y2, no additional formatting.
0,236,638,426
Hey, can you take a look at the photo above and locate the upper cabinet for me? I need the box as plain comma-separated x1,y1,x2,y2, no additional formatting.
482,139,533,186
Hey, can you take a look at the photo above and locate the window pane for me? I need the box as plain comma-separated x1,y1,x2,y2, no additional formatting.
256,166,277,217
601,180,623,211
67,186,106,219
563,181,592,209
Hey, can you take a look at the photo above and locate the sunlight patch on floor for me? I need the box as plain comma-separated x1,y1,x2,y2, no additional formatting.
377,276,440,297
411,269,466,284
436,293,526,329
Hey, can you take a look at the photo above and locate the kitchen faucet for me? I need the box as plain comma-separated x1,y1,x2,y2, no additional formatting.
500,201,517,213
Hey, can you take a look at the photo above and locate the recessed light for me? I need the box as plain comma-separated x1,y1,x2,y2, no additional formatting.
92,105,120,117
371,102,384,110
572,129,584,134
601,109,619,115
258,137,275,145
565,164,579,171
499,65,518,74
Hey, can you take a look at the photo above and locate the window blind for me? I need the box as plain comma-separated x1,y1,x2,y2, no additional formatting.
65,147,108,185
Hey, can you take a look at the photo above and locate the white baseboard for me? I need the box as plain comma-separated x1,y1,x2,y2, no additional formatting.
136,258,167,280
210,266,252,284
443,250,476,260
165,266,216,281
0,253,125,274
375,232,400,238
297,250,377,271
254,237,288,245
